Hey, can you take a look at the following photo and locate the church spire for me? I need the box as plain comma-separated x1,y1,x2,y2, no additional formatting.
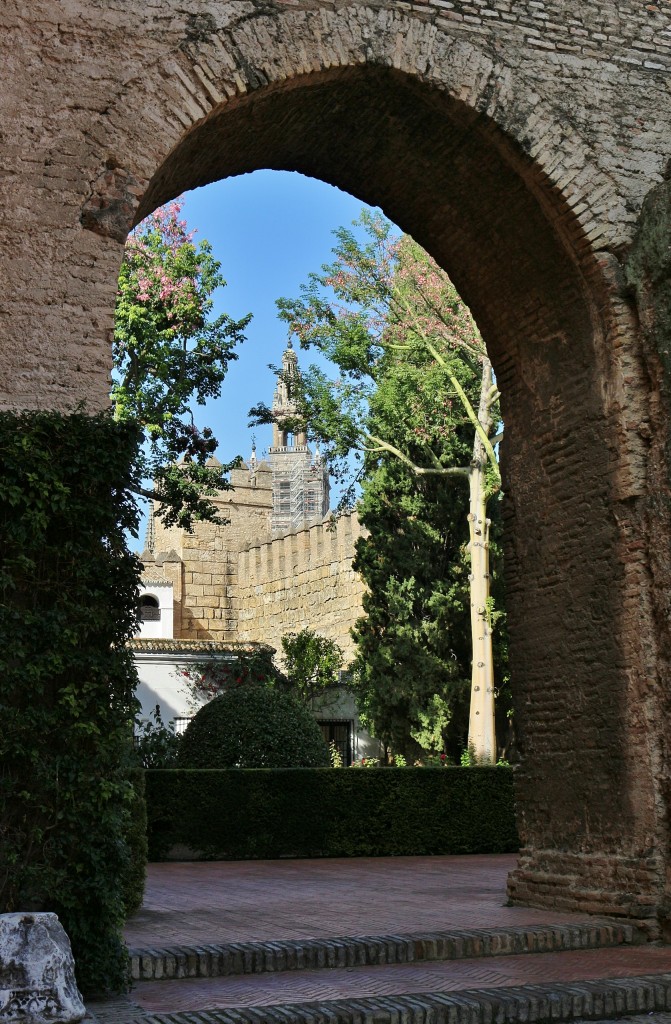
269,339,330,535
143,499,156,557
272,337,305,448
248,441,258,487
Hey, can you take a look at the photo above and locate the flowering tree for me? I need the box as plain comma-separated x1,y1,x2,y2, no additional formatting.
178,648,283,712
252,211,506,762
113,199,250,529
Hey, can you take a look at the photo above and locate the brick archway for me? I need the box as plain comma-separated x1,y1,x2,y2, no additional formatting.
2,1,671,932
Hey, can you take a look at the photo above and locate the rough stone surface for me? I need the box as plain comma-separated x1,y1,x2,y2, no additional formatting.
147,464,366,661
0,913,86,1024
2,0,671,929
236,514,366,661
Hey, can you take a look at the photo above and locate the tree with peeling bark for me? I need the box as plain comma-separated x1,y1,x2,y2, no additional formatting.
251,212,505,761
113,198,250,530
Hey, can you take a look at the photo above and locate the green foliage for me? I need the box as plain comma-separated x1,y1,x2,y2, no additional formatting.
256,211,509,760
460,746,510,768
135,705,181,768
0,411,143,995
121,763,148,918
254,212,495,496
280,629,344,707
353,465,510,760
114,199,251,529
349,756,381,768
145,766,518,860
177,683,330,769
328,740,344,768
350,459,475,760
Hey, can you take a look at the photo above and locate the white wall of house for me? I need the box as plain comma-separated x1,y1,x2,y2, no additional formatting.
132,647,381,758
134,653,197,725
133,650,237,727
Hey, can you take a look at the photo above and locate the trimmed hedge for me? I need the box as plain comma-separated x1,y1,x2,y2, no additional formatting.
178,685,330,769
146,767,518,860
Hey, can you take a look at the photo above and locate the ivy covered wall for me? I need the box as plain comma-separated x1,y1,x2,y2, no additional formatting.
0,411,143,995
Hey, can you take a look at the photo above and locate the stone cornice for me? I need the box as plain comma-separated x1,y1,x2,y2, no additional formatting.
127,638,276,656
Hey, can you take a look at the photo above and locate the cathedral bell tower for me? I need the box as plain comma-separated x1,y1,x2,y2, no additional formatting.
269,340,330,535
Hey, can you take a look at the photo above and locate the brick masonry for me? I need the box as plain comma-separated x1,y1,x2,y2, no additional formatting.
127,922,642,982
2,1,671,928
86,974,671,1024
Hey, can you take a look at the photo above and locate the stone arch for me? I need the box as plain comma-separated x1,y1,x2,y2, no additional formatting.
86,5,633,253
2,1,671,931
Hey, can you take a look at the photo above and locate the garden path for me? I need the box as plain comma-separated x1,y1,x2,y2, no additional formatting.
125,854,598,947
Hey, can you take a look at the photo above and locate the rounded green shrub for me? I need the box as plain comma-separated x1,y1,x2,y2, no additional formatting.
177,684,330,768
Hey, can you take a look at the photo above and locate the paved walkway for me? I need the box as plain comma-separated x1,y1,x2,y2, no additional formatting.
84,855,671,1023
124,854,600,948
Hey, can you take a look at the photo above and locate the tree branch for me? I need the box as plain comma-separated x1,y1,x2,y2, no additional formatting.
363,433,469,478
133,484,162,502
391,287,500,477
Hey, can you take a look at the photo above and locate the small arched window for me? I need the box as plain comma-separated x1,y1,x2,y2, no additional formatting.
139,594,161,621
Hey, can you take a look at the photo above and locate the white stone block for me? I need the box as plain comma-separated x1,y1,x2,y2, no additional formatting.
0,913,85,1024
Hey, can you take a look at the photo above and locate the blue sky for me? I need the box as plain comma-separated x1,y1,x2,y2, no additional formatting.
182,170,373,463
132,170,378,549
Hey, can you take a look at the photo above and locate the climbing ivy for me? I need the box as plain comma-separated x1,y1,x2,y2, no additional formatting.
0,411,142,996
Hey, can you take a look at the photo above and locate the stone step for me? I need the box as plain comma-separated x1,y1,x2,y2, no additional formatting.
86,970,671,1024
129,921,643,982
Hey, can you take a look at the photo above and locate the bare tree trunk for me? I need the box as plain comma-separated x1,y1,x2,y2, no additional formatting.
467,356,496,763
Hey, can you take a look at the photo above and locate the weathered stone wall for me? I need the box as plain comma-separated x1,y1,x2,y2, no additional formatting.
151,463,273,640
149,468,364,660
141,350,360,668
624,177,671,939
1,2,668,413
237,515,366,665
2,0,671,929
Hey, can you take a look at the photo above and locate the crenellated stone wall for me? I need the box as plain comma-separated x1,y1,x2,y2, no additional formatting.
147,468,366,660
236,515,367,665
151,461,273,641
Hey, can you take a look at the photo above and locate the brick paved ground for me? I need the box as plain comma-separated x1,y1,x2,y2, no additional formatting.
125,854,602,948
130,947,671,1012
80,856,671,1024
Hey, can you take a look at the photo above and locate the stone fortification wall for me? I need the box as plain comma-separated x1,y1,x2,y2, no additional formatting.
236,514,367,666
151,463,273,641
147,465,365,656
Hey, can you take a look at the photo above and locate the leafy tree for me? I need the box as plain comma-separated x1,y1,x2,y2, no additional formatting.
253,212,507,761
280,628,344,708
350,458,474,761
0,411,142,994
113,198,250,529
